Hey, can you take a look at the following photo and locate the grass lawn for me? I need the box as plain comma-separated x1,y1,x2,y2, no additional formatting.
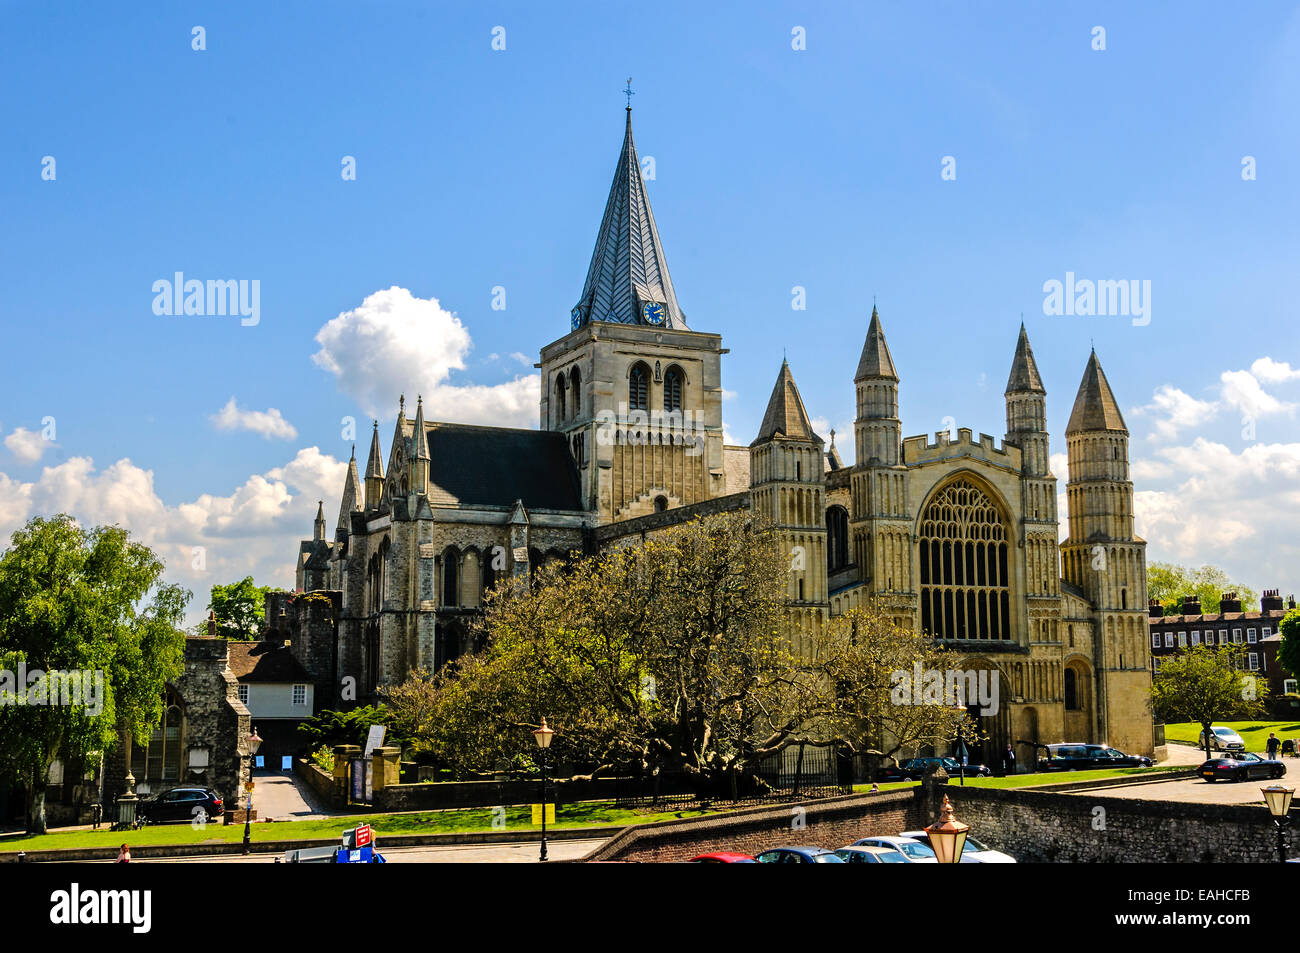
852,764,1187,794
0,801,711,854
1166,721,1300,752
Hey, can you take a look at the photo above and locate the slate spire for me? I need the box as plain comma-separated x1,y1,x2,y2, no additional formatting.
571,107,686,329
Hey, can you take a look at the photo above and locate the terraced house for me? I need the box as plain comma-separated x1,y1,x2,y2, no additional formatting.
290,104,1158,765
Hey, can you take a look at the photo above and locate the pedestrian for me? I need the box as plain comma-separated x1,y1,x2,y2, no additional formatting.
1004,743,1017,776
869,783,880,794
1267,732,1280,760
91,802,102,830
116,843,131,864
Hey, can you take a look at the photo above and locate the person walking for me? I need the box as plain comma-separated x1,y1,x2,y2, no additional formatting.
116,843,131,864
1004,743,1017,776
1267,732,1281,760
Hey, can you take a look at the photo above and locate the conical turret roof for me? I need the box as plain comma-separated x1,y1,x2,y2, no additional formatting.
1067,350,1128,434
855,306,898,381
753,360,819,445
1005,323,1045,395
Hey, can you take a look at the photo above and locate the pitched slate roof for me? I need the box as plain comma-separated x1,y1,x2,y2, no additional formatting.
1005,323,1045,394
855,306,898,381
572,109,687,330
1067,350,1128,434
753,360,819,445
423,423,583,510
228,640,314,684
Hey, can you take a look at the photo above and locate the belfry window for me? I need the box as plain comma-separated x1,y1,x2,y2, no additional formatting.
663,366,683,413
629,363,649,412
569,367,581,417
554,374,567,423
918,478,1011,640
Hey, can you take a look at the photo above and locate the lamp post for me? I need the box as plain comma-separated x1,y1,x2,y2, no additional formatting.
1261,784,1293,863
533,717,554,863
925,793,970,864
241,727,262,855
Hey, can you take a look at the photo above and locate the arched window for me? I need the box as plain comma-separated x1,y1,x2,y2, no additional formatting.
663,366,683,413
629,362,649,412
569,367,581,417
442,547,460,607
826,505,849,572
131,693,184,781
654,495,668,513
554,374,567,423
918,478,1011,640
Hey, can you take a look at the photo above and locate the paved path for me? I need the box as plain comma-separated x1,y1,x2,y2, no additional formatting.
1066,743,1300,806
140,838,607,863
248,769,333,820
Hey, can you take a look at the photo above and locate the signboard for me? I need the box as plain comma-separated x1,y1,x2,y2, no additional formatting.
355,823,373,848
512,547,528,564
363,725,386,758
281,756,292,771
351,759,365,802
531,803,555,825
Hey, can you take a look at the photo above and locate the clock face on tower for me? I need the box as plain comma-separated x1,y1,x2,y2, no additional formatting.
571,306,583,331
642,301,665,325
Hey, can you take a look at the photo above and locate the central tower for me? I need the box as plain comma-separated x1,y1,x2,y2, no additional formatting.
539,106,726,520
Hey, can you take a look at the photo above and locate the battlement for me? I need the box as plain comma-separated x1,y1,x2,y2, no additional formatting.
902,427,1021,469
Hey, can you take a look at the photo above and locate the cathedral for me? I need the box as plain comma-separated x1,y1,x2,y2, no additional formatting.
294,105,1156,764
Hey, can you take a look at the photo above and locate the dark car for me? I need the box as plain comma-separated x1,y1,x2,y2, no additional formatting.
1038,743,1154,771
754,847,845,864
876,757,991,782
138,787,223,823
1198,751,1286,783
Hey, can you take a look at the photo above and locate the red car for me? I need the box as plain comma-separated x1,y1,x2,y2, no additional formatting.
689,852,756,863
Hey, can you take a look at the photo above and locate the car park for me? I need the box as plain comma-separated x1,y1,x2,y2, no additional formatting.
754,846,845,863
899,829,1016,863
834,845,907,863
1198,726,1246,752
1198,751,1286,782
137,787,224,824
1037,743,1154,771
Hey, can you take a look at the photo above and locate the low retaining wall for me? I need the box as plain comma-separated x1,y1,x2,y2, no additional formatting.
372,775,678,813
294,758,340,809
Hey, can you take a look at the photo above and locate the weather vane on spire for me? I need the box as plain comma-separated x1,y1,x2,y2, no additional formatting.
623,77,635,109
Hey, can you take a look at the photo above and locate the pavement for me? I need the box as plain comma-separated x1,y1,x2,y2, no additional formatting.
1063,742,1300,806
135,838,608,863
247,769,333,820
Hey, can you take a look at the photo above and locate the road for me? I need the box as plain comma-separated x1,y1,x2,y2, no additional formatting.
1063,743,1298,806
137,838,608,863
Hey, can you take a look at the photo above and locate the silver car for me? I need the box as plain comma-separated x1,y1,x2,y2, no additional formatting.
1198,726,1246,751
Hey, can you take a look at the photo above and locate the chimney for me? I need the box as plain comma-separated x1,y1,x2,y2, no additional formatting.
1148,600,1164,619
1261,589,1283,612
1219,591,1242,614
1180,594,1201,617
207,610,217,638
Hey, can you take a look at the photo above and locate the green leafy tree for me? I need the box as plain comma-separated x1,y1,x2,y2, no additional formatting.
207,576,275,640
1151,643,1266,758
1148,562,1257,616
1276,608,1300,682
0,515,188,832
296,705,390,754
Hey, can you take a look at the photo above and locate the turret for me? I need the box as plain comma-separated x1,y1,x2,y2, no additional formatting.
854,305,900,467
412,395,430,495
364,421,384,511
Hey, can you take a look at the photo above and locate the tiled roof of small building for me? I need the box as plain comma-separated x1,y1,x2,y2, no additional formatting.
228,640,313,683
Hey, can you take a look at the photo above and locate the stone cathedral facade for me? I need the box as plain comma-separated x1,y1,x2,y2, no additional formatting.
294,106,1155,763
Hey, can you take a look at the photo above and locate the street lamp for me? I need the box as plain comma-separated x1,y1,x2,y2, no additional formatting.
242,727,262,855
925,793,970,864
533,717,554,863
1261,784,1293,863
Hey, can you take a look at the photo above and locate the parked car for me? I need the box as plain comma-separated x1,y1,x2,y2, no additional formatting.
852,834,981,863
689,852,756,863
899,829,1017,863
754,847,845,863
138,787,223,824
834,845,907,863
1198,751,1286,783
1198,726,1246,752
1037,743,1154,771
876,757,991,782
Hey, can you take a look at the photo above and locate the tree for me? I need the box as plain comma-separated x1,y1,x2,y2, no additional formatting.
402,511,972,785
296,705,389,754
207,576,275,640
1151,643,1265,759
1276,608,1300,684
1147,562,1257,616
0,515,188,832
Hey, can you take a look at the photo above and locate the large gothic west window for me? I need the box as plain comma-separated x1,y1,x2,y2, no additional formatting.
919,478,1011,640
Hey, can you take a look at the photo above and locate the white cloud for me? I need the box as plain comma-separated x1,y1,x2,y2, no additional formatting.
1219,369,1296,420
509,352,533,367
311,286,540,428
721,388,737,401
1130,385,1219,442
0,448,348,626
1250,357,1300,384
4,426,54,463
210,397,298,440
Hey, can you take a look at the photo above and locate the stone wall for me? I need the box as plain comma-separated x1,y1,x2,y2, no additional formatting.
372,776,645,813
293,758,339,808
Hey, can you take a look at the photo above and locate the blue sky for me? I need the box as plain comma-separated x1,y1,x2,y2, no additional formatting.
1,1,1298,613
